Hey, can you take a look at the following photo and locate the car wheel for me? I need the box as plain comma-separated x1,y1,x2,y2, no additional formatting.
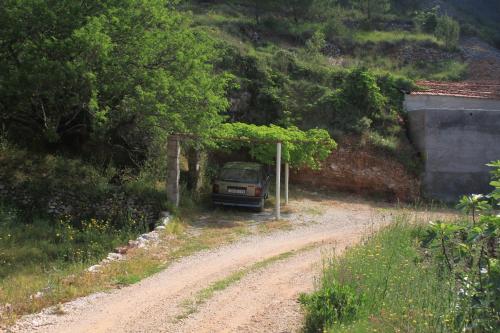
255,199,265,212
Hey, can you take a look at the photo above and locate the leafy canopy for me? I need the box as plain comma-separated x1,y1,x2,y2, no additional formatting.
0,0,230,157
215,123,337,169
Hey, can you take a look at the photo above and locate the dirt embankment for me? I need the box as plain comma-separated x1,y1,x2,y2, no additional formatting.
291,140,420,202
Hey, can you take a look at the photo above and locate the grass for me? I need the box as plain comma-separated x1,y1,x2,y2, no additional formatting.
353,30,441,45
345,55,467,82
0,213,238,326
0,201,297,327
400,60,468,82
300,216,460,332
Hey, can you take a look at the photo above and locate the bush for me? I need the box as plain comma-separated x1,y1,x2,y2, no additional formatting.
435,15,460,50
300,280,362,332
323,16,349,40
0,146,165,228
415,7,439,34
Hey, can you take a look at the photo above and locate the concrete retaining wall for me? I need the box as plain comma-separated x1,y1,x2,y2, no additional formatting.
405,94,500,202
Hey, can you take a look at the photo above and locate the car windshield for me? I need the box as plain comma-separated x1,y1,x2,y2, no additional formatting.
220,168,259,183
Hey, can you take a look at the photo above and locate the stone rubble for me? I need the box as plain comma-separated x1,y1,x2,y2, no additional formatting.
86,212,171,273
19,212,171,304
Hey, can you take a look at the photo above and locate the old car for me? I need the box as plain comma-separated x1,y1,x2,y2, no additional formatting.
212,162,270,212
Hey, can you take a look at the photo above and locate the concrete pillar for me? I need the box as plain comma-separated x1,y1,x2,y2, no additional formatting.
167,135,181,207
275,142,281,220
284,162,289,205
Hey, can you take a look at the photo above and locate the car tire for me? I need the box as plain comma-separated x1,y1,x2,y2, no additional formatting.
255,199,265,213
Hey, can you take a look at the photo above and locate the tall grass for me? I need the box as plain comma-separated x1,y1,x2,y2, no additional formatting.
300,217,460,332
354,30,441,45
0,206,141,280
0,205,143,323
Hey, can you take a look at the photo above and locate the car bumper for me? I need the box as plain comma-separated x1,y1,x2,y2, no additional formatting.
212,193,263,208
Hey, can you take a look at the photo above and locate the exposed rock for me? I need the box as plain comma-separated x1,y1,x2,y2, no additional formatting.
128,240,139,248
106,253,123,261
114,246,129,255
291,138,419,201
87,265,102,273
29,292,44,300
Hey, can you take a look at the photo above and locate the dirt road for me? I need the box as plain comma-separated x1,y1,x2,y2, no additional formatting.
9,195,449,333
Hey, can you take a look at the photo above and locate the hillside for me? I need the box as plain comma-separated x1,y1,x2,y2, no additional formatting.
1,2,499,329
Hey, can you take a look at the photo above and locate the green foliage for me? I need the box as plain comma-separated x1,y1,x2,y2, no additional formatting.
215,123,337,169
321,68,389,133
301,219,459,332
353,30,440,44
415,9,460,50
302,164,500,332
299,282,361,332
416,162,500,331
0,0,230,162
322,15,349,40
0,146,166,226
415,6,439,34
435,15,460,50
424,216,499,331
0,206,137,279
487,160,500,202
305,30,327,55
351,0,391,21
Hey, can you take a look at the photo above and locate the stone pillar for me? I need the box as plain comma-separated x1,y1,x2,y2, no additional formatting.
167,135,181,207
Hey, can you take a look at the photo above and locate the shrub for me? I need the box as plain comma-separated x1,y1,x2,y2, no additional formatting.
323,16,348,40
300,280,362,332
415,7,439,34
435,15,460,50
306,30,327,55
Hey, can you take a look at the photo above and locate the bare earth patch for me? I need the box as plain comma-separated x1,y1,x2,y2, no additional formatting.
7,193,456,333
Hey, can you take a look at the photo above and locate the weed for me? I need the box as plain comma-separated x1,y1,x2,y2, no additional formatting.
301,218,459,332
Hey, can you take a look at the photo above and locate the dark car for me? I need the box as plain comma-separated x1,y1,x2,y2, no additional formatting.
212,162,270,212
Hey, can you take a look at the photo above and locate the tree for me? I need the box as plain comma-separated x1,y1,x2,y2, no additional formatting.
286,0,314,23
435,15,460,50
390,0,420,14
309,0,340,20
251,0,280,24
351,0,390,21
414,7,439,34
0,0,230,163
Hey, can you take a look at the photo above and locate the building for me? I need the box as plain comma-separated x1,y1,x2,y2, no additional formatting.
404,81,500,202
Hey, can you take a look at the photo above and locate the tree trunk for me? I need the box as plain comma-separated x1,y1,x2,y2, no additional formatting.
186,147,204,192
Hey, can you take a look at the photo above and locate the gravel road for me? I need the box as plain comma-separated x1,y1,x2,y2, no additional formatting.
8,195,449,333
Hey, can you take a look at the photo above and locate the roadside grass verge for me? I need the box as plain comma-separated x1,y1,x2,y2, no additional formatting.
300,216,459,332
0,206,294,327
0,210,254,327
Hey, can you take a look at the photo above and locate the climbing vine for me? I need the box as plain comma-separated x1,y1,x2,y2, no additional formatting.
214,123,337,169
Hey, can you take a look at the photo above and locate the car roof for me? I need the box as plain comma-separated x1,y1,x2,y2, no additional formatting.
222,162,262,171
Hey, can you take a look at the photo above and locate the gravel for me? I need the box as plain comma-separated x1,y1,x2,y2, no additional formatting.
7,194,452,333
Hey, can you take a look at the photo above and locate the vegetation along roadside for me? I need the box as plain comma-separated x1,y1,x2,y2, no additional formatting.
300,162,500,332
